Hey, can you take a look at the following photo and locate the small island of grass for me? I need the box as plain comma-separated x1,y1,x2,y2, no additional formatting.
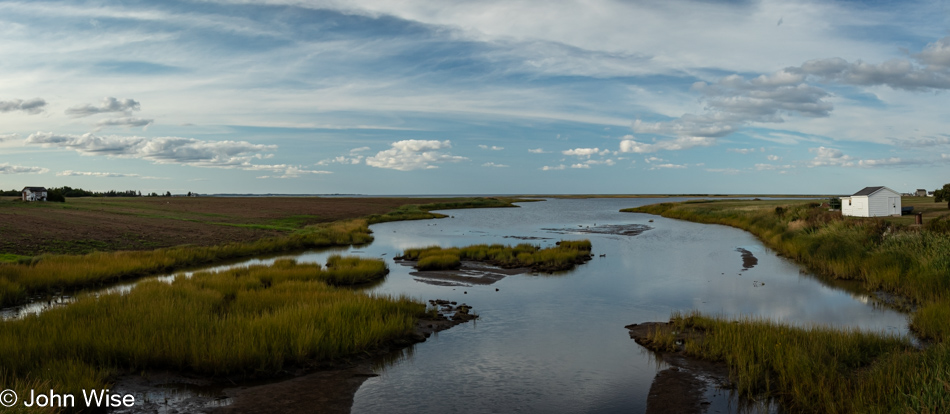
396,240,592,273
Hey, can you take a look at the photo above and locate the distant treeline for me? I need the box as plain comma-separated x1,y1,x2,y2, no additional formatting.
2,187,184,198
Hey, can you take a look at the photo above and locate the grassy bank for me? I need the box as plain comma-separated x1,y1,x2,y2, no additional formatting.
396,240,592,272
0,258,423,411
0,198,523,308
627,199,950,413
644,312,948,413
624,200,950,306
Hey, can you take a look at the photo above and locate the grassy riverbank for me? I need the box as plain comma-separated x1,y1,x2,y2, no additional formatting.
0,197,522,307
397,240,592,272
626,199,950,412
0,258,424,411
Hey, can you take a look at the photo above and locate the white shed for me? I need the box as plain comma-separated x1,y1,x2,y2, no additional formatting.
21,186,48,202
841,186,901,217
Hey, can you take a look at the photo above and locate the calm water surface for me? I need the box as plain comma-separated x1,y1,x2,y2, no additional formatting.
290,198,907,413
3,198,911,413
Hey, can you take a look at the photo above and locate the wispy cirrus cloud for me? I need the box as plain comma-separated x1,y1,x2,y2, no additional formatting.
57,170,163,179
365,140,467,171
0,98,46,114
65,97,141,117
24,131,320,177
0,163,49,174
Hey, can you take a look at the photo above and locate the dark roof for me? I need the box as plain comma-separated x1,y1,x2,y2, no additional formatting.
852,186,886,196
22,186,47,192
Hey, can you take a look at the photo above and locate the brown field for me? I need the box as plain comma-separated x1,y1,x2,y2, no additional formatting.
0,196,455,256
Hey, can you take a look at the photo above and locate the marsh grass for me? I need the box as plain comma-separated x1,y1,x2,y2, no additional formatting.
0,259,422,410
364,197,521,224
0,219,374,307
648,312,950,413
630,199,950,413
625,201,950,306
399,240,592,272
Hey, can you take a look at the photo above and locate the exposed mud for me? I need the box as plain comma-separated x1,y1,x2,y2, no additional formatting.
625,322,732,414
736,247,758,271
542,223,651,236
110,302,478,414
398,260,530,286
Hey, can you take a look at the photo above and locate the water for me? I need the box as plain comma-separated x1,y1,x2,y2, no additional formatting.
2,198,911,412
289,198,908,413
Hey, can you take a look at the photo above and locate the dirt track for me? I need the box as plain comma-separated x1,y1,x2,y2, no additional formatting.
0,197,449,256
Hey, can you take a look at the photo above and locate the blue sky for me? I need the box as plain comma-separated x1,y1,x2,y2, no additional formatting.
1,0,948,195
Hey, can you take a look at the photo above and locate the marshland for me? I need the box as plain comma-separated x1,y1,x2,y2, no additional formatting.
0,196,939,413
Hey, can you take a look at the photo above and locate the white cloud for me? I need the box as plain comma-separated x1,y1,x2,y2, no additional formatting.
644,156,665,163
649,163,687,170
807,146,853,167
898,136,950,148
317,155,364,165
0,98,46,114
0,133,18,142
706,168,741,174
755,163,795,171
570,163,590,169
22,132,321,176
365,139,466,171
0,163,49,174
254,165,332,179
767,154,781,161
95,117,154,129
728,148,756,154
57,170,163,179
562,147,608,158
619,135,715,153
479,145,504,151
528,148,548,154
541,164,566,171
482,162,509,167
349,146,371,153
65,97,141,117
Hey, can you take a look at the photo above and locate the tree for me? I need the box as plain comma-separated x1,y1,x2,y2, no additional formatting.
935,183,950,209
165,191,172,197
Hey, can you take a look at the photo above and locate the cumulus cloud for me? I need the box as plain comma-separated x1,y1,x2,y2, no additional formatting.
482,162,509,167
570,163,590,169
65,97,141,117
767,154,781,161
96,117,154,129
479,145,504,150
0,163,49,174
807,146,854,167
541,164,566,171
23,132,324,176
365,139,466,171
0,98,46,114
729,148,757,154
0,133,18,142
528,148,549,154
317,155,363,165
619,135,715,153
562,147,609,158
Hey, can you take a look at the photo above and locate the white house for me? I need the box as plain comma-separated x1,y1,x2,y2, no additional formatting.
841,186,901,217
21,187,48,202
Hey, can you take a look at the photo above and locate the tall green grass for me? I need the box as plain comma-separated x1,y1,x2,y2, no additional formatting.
0,219,373,307
625,202,950,305
0,258,423,409
399,240,592,272
647,312,950,413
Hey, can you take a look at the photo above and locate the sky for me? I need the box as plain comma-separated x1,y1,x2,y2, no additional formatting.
1,0,949,195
